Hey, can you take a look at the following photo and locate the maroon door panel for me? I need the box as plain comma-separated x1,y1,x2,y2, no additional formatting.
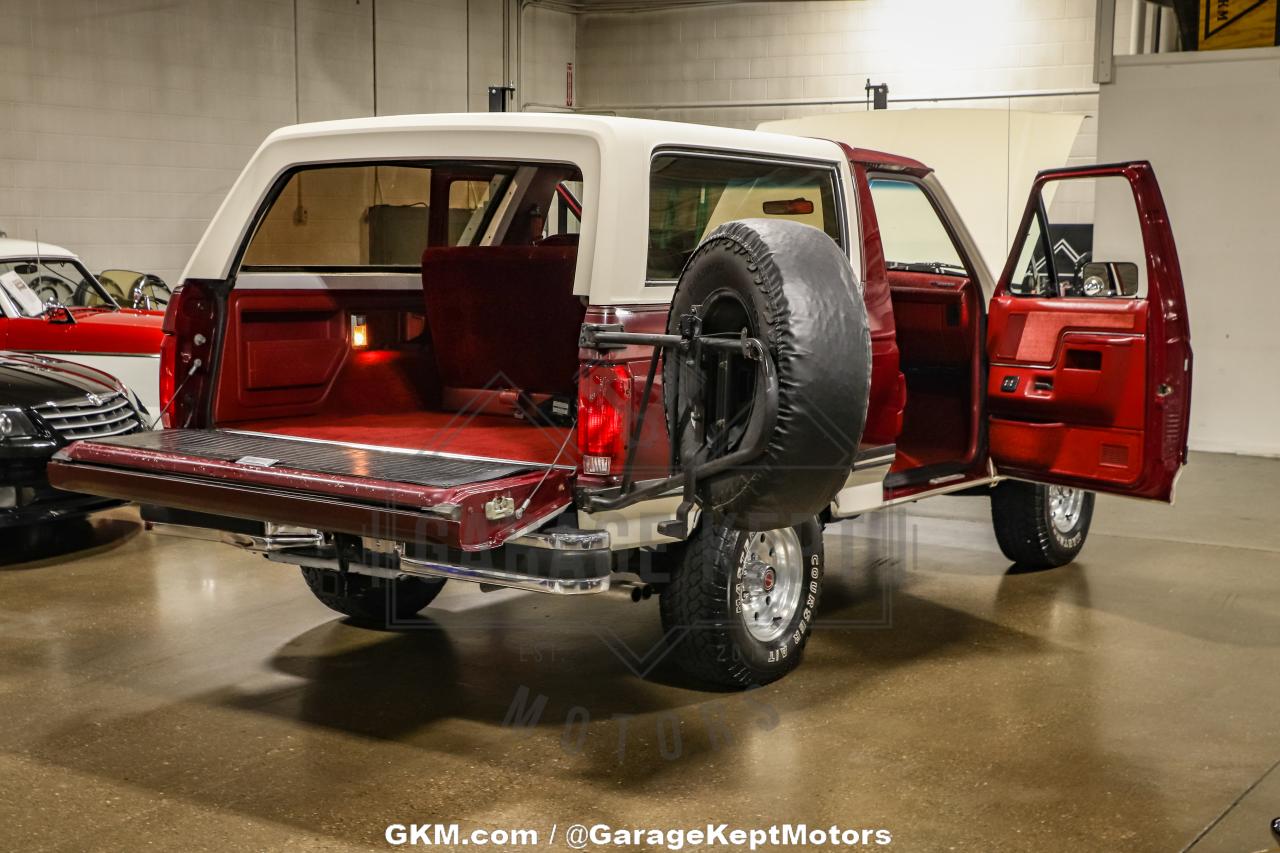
887,270,975,366
848,159,905,449
987,162,1192,501
212,289,430,423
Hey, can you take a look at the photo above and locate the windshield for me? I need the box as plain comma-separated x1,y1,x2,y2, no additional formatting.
0,258,117,316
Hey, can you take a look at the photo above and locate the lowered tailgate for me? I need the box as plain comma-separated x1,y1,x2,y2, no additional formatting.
48,429,575,551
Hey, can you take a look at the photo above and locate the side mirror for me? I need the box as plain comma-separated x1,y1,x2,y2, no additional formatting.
1078,261,1140,297
43,303,75,324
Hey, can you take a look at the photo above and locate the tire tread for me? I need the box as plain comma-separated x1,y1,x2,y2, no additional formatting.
301,567,444,624
990,480,1093,569
660,522,753,688
660,519,821,688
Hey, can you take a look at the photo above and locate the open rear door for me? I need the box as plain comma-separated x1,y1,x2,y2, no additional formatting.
986,162,1192,501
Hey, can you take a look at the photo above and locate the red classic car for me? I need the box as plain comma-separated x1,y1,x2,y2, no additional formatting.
0,239,165,414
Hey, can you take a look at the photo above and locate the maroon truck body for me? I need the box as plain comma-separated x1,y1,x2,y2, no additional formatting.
49,142,1192,551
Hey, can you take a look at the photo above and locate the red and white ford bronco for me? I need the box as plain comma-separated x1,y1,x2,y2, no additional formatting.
49,114,1192,687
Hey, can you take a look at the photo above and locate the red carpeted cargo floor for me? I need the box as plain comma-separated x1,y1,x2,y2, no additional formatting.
232,411,577,466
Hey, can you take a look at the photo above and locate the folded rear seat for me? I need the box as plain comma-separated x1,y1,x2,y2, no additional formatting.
421,245,585,416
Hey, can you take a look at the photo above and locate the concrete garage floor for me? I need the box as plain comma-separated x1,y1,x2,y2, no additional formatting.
1,451,1277,852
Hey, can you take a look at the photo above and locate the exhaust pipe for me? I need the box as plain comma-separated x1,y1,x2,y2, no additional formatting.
607,580,655,602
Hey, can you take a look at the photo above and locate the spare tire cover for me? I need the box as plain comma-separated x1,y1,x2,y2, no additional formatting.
664,219,871,530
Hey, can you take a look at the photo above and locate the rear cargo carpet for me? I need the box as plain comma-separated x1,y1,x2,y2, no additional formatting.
233,411,577,467
92,429,564,489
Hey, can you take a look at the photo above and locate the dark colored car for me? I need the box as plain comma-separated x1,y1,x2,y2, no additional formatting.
1,351,146,527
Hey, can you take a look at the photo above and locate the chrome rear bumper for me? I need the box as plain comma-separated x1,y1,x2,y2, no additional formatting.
395,551,608,595
143,514,614,595
147,520,324,552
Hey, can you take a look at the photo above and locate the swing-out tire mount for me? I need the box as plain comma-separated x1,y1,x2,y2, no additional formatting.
579,219,871,536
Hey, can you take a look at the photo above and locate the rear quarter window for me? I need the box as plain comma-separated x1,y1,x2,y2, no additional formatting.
647,153,844,283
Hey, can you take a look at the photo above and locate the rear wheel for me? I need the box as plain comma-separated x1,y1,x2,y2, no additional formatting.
990,481,1094,570
660,517,823,688
300,566,445,625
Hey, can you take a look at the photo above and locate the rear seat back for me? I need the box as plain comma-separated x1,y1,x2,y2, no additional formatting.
421,246,585,408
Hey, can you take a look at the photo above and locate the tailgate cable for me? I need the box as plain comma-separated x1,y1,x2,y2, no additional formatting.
515,419,576,520
147,358,203,429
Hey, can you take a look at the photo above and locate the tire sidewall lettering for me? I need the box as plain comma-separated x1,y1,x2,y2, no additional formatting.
728,524,822,668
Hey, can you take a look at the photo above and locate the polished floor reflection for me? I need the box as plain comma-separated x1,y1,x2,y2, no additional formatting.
1,452,1277,852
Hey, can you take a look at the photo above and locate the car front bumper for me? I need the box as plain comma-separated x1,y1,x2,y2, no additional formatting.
0,480,125,528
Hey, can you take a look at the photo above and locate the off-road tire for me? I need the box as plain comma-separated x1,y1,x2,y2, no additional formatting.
990,480,1095,570
300,566,445,625
664,219,870,531
660,517,823,688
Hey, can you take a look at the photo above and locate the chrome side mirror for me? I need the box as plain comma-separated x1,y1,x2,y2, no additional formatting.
1078,261,1140,297
43,299,74,324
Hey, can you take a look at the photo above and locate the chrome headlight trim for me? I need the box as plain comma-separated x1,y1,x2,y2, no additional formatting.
0,408,37,439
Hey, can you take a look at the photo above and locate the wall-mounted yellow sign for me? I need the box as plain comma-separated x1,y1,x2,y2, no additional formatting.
1194,0,1279,50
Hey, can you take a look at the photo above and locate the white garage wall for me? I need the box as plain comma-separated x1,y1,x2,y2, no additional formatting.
578,1,1100,123
0,0,575,285
1097,49,1280,457
571,0,1115,258
522,5,578,110
0,0,296,285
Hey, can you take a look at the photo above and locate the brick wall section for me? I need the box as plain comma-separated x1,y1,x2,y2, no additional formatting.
523,5,578,111
580,1,1100,113
0,0,1127,281
0,0,574,283
0,0,297,283
575,0,1133,179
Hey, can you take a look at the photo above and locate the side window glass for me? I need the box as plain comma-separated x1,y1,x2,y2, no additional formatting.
867,178,965,274
647,155,843,283
1007,175,1147,299
1008,213,1054,296
239,162,582,270
544,180,583,242
447,177,500,246
243,165,433,268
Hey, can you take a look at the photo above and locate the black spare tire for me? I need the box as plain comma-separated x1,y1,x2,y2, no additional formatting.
664,219,871,530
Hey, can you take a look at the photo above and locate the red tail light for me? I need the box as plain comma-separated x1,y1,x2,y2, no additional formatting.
158,333,177,425
577,364,632,476
159,280,216,429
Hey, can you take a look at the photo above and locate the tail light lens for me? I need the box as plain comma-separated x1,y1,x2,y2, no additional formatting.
158,333,177,423
159,280,216,429
577,364,632,476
